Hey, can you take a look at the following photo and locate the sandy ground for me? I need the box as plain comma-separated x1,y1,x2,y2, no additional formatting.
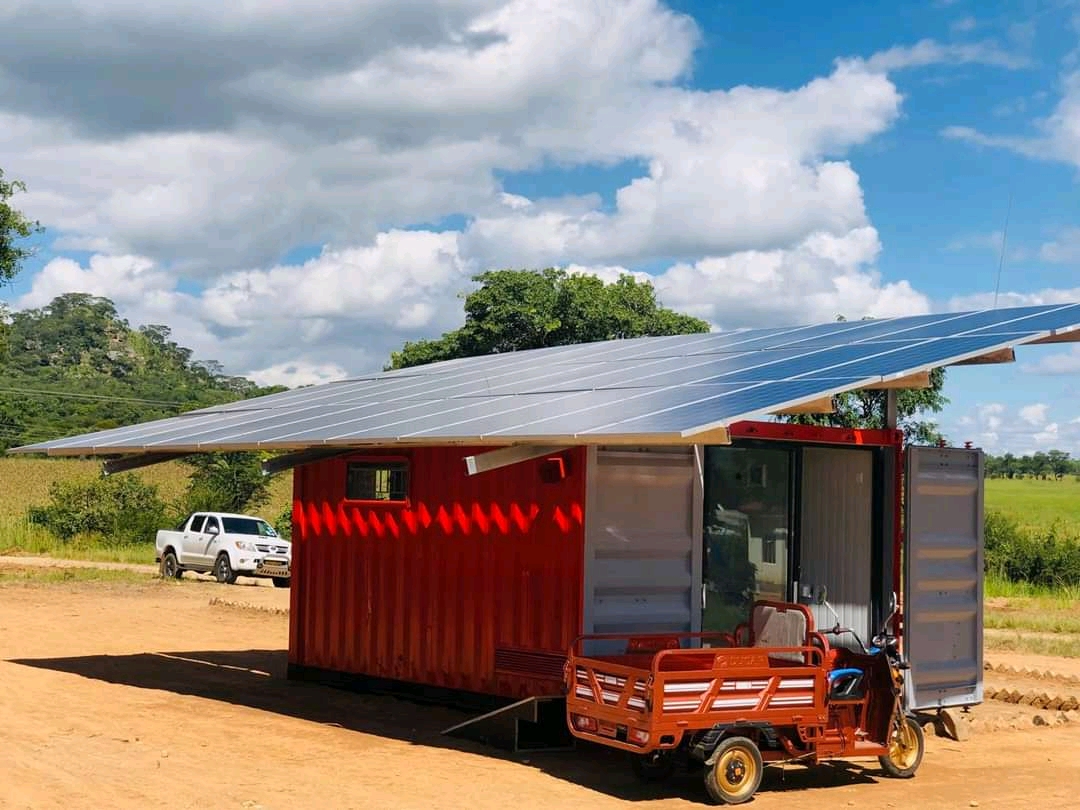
1,573,1079,810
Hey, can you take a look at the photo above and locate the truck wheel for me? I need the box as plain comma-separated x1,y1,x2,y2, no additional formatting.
879,715,924,778
214,553,238,585
703,736,763,805
272,577,290,589
160,551,182,580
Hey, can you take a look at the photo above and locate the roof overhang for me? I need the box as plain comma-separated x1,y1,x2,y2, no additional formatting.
9,304,1080,463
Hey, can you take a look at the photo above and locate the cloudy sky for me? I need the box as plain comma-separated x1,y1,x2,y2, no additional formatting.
2,0,1080,454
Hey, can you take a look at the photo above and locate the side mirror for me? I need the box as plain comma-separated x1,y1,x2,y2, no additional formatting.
206,525,219,536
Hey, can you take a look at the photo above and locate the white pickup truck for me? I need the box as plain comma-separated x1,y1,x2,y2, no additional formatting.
155,511,291,587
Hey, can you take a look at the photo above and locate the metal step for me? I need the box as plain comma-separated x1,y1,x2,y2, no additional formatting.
442,695,575,753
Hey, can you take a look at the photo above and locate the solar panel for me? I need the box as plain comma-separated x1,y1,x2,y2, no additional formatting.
11,303,1080,455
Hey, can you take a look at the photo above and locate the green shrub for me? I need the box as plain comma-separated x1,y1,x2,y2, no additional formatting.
27,473,168,546
274,505,293,540
180,451,274,515
984,508,1080,588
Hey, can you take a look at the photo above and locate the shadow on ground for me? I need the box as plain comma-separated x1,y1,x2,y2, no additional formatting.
10,648,885,804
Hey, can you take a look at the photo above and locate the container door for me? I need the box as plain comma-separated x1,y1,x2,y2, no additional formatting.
798,446,875,645
904,445,984,711
582,447,702,654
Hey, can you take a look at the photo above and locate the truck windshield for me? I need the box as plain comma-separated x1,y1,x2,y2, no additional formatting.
221,517,278,537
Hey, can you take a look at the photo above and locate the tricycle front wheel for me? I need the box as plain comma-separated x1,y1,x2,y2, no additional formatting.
703,736,763,805
879,714,924,778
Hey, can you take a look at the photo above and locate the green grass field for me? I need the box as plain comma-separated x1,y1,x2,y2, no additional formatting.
0,457,293,564
984,476,1080,533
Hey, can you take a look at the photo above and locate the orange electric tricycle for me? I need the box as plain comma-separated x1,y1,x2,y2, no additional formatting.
563,596,923,805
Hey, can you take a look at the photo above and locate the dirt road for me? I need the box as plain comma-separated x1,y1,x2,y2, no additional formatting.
1,575,1078,810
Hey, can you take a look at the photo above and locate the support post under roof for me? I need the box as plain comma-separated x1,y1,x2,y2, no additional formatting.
464,445,572,476
102,452,191,476
261,447,356,476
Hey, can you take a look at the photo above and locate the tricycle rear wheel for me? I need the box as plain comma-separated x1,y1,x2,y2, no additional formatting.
703,736,763,805
879,714,924,778
630,750,675,782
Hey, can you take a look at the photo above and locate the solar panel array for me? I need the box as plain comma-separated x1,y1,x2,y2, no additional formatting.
13,303,1080,455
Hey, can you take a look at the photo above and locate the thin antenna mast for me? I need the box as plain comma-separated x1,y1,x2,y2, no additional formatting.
993,192,1012,309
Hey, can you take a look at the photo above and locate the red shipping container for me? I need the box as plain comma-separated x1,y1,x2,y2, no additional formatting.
288,446,586,702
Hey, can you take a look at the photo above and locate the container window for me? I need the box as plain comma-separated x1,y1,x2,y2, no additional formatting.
346,461,409,502
762,535,778,565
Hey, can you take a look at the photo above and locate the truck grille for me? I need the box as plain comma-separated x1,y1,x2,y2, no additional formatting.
256,544,289,554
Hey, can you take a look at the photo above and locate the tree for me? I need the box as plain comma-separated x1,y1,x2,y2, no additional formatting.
181,452,276,515
1047,449,1071,479
782,316,949,444
387,268,710,369
0,169,43,286
784,367,948,444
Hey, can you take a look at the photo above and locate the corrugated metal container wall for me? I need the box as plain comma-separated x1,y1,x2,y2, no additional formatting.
798,446,875,642
288,446,586,700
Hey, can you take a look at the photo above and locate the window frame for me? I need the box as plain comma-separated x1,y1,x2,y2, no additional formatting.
343,456,411,504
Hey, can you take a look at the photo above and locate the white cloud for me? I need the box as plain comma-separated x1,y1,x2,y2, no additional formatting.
943,71,1080,169
1021,345,1080,375
462,59,905,267
1020,403,1049,426
946,402,1080,455
0,2,1025,383
17,254,173,309
246,361,348,389
14,230,477,379
861,38,1030,72
1040,227,1080,263
0,0,704,272
202,230,472,330
945,229,1030,261
977,402,1006,432
647,227,931,328
1034,422,1060,444
948,287,1080,311
951,17,978,34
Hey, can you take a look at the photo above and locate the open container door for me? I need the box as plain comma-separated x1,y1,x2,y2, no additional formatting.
903,445,984,711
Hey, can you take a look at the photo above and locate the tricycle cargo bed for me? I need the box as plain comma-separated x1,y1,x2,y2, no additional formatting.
567,639,828,753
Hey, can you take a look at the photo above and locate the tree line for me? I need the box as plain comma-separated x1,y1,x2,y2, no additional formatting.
983,450,1080,480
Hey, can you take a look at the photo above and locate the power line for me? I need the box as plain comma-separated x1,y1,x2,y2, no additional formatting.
0,386,187,407
993,191,1012,309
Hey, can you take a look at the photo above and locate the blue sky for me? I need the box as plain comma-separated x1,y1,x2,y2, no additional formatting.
3,0,1080,453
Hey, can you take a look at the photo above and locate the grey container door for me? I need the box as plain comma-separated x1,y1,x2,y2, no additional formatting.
904,445,984,711
582,447,702,655
799,446,875,646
